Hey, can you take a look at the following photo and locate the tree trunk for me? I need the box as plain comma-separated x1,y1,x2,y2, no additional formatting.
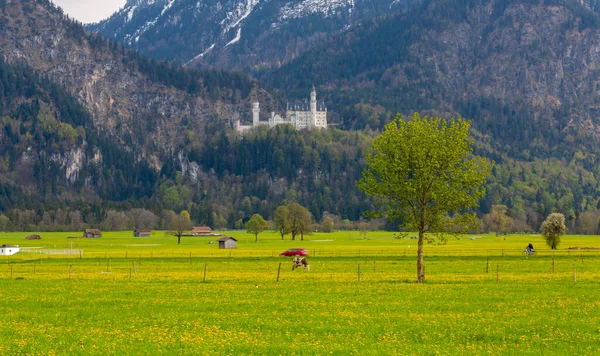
291,232,296,240
417,229,425,283
301,232,304,241
255,234,258,243
177,235,181,245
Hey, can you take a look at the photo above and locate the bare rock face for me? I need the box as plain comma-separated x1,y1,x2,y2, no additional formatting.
0,0,239,160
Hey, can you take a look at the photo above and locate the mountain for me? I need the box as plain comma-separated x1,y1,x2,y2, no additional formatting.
262,0,600,141
92,0,600,231
0,0,379,229
6,0,600,234
90,0,408,69
0,0,262,204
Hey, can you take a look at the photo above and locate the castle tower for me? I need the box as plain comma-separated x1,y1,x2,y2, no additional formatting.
310,85,317,127
252,101,260,127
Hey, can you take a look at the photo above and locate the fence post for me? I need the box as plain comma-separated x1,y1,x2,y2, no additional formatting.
486,257,489,273
190,251,192,265
358,264,361,282
203,264,208,282
574,265,577,283
69,265,72,280
129,268,132,282
552,258,555,274
277,262,282,282
496,265,499,283
373,261,376,273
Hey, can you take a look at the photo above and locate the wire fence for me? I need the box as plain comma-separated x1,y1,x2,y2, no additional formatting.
5,247,600,260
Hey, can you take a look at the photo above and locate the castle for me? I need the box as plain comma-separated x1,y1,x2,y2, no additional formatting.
235,86,327,132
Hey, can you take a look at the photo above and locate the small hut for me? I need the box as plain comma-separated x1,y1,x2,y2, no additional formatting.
218,236,237,249
84,229,102,238
192,226,212,236
0,244,19,256
134,229,152,237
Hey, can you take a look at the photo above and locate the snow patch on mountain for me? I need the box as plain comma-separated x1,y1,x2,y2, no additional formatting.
280,0,355,20
220,0,261,35
124,0,176,44
225,28,242,48
187,43,215,64
126,5,138,22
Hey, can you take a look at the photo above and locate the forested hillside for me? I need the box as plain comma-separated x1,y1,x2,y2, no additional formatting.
4,0,600,235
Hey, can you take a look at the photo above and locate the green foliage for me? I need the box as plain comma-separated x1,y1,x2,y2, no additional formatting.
321,216,335,233
359,113,490,235
169,210,193,245
0,214,9,231
273,206,291,239
245,214,269,242
287,203,313,241
359,113,490,282
483,205,513,236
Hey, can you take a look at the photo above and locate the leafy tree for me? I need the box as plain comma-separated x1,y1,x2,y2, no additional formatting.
358,114,490,283
321,215,335,233
169,210,193,244
0,214,9,231
273,205,291,239
357,221,370,239
245,214,269,243
483,205,513,235
540,213,567,249
288,203,313,241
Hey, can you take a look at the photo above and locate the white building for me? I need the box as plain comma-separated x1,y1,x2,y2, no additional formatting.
235,86,327,132
0,244,19,256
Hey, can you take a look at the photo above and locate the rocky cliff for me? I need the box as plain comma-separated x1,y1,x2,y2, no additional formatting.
0,0,271,203
0,0,261,161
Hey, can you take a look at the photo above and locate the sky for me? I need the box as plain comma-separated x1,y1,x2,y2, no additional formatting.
52,0,127,23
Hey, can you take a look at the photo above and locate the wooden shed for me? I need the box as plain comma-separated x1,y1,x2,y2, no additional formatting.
134,229,152,237
218,236,237,249
192,226,212,236
84,229,102,238
0,244,19,256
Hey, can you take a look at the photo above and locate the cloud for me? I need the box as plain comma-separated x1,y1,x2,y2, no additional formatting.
52,0,127,23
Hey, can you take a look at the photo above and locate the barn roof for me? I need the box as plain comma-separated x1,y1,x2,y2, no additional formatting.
192,226,212,233
218,236,237,242
135,229,152,233
85,229,101,235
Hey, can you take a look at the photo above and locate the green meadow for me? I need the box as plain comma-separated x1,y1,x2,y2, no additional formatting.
1,231,600,355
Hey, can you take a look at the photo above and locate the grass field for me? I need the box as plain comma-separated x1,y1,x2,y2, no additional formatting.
1,231,600,355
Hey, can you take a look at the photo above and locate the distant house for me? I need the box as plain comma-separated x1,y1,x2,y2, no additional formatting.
134,229,152,237
192,226,212,236
218,236,237,249
84,229,102,238
0,244,19,256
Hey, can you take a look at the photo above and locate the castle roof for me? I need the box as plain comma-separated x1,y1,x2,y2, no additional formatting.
286,101,327,112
